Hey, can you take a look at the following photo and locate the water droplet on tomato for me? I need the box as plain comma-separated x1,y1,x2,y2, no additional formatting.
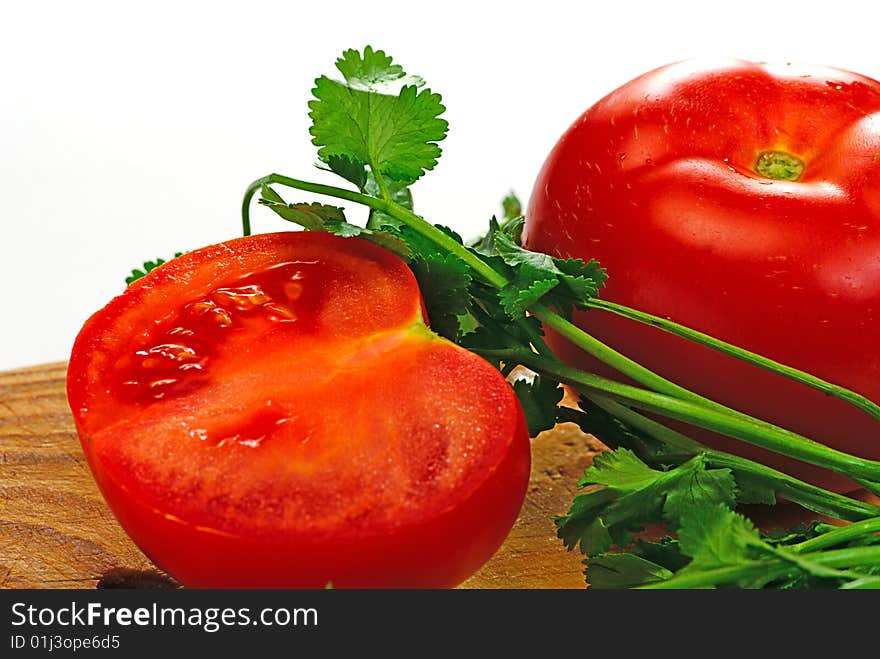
189,428,209,441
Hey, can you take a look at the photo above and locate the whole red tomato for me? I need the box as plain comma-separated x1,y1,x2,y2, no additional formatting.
524,59,880,491
67,231,530,587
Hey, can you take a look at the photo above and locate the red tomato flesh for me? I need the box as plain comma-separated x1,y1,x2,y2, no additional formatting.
68,231,530,588
525,60,880,491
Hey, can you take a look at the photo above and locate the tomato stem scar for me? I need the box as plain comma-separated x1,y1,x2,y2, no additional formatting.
755,150,805,181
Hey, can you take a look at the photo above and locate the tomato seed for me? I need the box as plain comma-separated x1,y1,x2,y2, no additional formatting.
178,362,205,371
213,285,271,311
262,302,297,321
211,308,233,327
284,281,304,301
149,378,177,389
186,300,216,315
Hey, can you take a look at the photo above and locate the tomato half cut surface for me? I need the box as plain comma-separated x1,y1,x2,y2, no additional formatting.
68,231,531,588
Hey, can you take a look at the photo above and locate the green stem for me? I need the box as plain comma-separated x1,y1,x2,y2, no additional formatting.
369,164,394,201
532,305,718,410
792,517,880,553
638,545,880,589
587,298,880,423
242,178,260,236
243,173,508,288
852,477,880,497
243,174,380,236
476,348,880,482
584,394,880,521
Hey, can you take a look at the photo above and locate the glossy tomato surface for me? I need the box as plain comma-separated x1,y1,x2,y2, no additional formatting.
68,231,530,588
524,59,880,490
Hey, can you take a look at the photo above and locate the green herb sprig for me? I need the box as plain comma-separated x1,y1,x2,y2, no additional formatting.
226,47,880,588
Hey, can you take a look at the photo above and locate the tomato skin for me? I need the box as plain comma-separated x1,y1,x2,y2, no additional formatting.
68,231,530,588
524,60,880,490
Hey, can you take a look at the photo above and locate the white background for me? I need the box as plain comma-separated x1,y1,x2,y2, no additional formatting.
1,0,878,370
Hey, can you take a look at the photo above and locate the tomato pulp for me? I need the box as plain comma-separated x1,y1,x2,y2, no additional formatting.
524,60,880,491
68,232,530,587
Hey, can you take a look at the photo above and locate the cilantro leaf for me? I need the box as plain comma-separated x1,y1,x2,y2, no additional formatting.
493,230,561,274
394,224,466,266
320,219,411,258
555,489,616,555
566,398,780,507
663,461,738,522
578,447,663,490
511,374,564,436
730,471,778,506
259,197,346,231
586,553,674,589
610,512,880,589
501,192,522,221
259,191,410,259
555,451,737,555
364,173,413,230
677,504,761,575
126,253,184,286
671,505,831,588
582,537,688,589
309,46,448,184
553,257,610,301
458,327,507,369
491,232,607,318
333,45,425,93
409,253,472,340
473,216,502,257
325,155,368,189
499,279,558,317
633,537,690,572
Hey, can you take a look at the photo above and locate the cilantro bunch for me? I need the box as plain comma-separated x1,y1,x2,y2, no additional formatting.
146,47,880,588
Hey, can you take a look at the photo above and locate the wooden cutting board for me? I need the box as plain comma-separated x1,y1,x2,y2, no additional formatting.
0,362,600,589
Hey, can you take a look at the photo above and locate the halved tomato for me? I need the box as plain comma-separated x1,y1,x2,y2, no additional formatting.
68,231,530,588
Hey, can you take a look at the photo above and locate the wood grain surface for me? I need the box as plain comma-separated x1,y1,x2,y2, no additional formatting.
0,362,601,589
